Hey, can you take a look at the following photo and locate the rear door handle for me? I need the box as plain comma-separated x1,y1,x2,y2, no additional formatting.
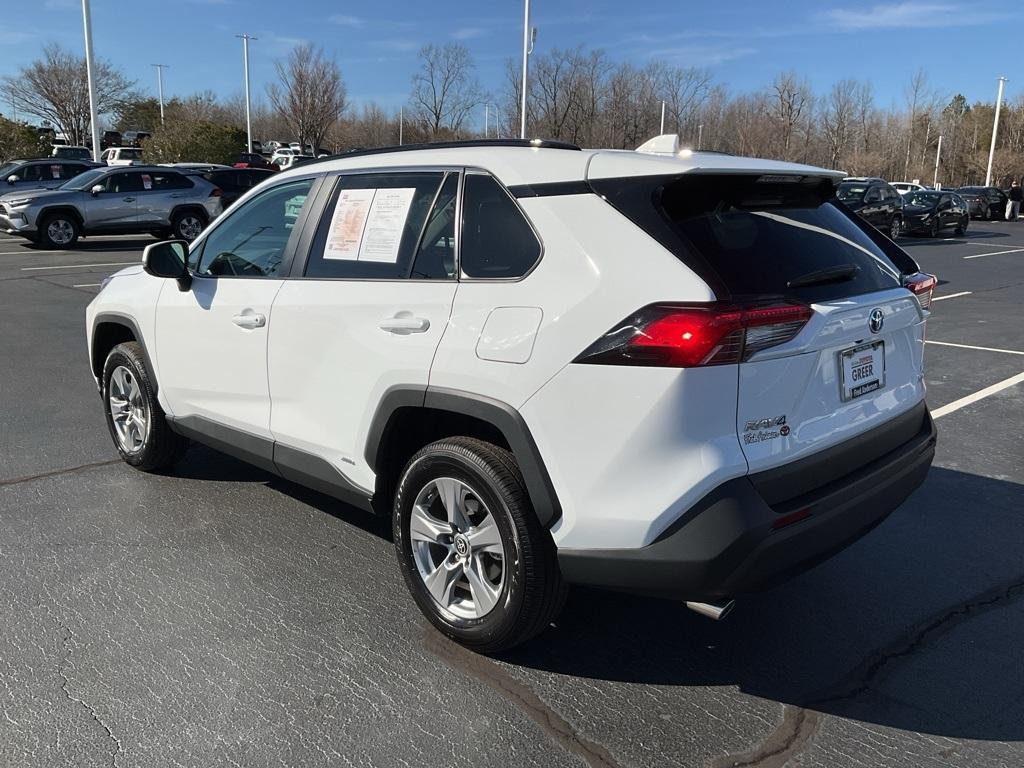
122,197,135,202
232,312,266,329
379,315,430,334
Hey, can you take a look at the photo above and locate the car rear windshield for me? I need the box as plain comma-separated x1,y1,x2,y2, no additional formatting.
591,173,903,303
906,192,941,207
835,183,868,202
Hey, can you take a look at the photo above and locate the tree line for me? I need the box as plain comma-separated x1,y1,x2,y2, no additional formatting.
3,41,1024,186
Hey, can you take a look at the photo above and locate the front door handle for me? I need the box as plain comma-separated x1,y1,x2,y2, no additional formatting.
379,315,430,334
232,312,266,329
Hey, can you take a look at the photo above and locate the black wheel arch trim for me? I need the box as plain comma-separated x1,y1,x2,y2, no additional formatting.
365,386,562,528
37,205,85,228
91,312,158,394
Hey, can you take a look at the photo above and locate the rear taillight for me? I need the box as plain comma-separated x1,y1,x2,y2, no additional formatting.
903,272,937,310
210,187,223,197
575,302,813,368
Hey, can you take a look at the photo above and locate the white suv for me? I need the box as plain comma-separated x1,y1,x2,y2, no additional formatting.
86,139,938,652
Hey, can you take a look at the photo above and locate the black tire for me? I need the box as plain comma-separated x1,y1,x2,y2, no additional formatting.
38,212,80,248
954,217,967,236
171,210,206,242
983,206,992,221
889,216,902,240
929,218,940,238
393,437,566,653
101,342,188,471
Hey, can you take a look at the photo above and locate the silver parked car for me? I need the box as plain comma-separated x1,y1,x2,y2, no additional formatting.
0,158,100,193
0,165,223,248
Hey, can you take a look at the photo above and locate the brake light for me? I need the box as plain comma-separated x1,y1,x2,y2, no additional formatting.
210,187,223,197
575,302,813,367
903,272,937,310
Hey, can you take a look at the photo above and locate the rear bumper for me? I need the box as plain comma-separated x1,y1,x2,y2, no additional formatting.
557,403,936,600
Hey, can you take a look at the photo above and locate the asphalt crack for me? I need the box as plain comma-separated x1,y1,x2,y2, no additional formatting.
0,458,120,488
52,615,124,767
710,574,1024,767
709,705,821,768
424,629,624,768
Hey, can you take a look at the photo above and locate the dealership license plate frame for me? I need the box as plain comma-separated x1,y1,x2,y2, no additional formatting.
840,340,886,401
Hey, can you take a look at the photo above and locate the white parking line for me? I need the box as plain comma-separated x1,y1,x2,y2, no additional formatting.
72,283,101,288
963,241,1019,248
926,340,1024,356
21,261,137,271
931,291,972,301
964,247,1024,260
932,371,1024,419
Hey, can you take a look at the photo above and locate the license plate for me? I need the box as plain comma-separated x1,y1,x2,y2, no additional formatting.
840,341,885,400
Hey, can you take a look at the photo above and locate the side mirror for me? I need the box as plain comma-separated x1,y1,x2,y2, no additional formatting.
6,175,16,184
143,240,192,292
90,184,104,196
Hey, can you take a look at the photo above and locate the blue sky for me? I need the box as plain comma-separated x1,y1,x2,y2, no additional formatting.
1,0,1020,129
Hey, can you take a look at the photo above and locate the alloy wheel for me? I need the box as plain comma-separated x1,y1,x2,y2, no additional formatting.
47,219,75,246
178,215,203,241
409,477,507,620
108,365,149,453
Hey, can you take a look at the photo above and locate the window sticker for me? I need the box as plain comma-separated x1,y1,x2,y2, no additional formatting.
324,187,416,263
141,174,152,190
51,165,61,179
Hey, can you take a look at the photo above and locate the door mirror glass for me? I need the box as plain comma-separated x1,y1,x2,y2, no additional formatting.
143,240,191,291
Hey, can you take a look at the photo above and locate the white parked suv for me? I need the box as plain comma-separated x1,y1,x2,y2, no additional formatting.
86,139,937,651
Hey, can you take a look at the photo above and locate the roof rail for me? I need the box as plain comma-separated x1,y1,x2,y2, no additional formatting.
311,138,582,165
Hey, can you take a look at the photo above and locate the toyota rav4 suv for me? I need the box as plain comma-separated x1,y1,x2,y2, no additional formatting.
85,139,937,652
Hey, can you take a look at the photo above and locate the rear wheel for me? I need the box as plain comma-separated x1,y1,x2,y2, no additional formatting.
171,210,205,241
393,437,565,653
889,216,902,240
954,217,967,236
102,342,188,471
39,213,79,248
929,218,940,238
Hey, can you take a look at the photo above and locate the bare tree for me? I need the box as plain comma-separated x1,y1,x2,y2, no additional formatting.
3,44,134,145
267,44,347,151
823,79,858,167
410,43,481,137
769,72,812,159
903,69,931,180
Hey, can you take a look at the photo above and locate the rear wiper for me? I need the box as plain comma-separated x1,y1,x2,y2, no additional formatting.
787,264,860,289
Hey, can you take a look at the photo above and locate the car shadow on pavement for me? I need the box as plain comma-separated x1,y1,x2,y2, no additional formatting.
500,467,1024,743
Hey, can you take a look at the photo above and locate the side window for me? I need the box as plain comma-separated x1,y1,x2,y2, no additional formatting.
460,173,541,279
196,179,313,278
101,172,144,194
304,172,445,279
411,173,458,279
149,172,192,190
864,187,882,203
15,164,45,182
64,163,88,179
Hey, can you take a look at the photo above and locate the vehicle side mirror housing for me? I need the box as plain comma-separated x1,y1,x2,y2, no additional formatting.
90,184,104,196
6,175,16,184
143,240,192,292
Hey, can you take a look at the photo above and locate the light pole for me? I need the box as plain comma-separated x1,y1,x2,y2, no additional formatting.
399,106,403,146
697,123,704,150
81,0,101,161
660,100,666,134
151,64,168,126
236,34,257,154
985,76,1007,188
933,134,943,188
485,104,489,138
519,0,535,139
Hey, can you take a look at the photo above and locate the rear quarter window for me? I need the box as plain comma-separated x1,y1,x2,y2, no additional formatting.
592,173,904,303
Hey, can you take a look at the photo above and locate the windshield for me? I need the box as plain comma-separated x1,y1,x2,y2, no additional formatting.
120,148,143,159
60,168,107,190
906,192,940,207
835,183,867,202
0,162,21,179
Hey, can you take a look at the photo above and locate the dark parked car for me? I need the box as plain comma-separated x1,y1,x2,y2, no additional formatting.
121,130,152,148
101,130,122,150
901,191,969,237
199,167,275,207
835,178,904,239
233,153,279,171
956,186,1007,220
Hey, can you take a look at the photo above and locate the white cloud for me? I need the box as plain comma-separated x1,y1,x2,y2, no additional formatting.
329,15,365,27
821,2,1004,29
647,44,757,66
451,27,486,40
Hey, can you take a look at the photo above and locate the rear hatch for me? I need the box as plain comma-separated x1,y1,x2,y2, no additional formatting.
589,169,927,474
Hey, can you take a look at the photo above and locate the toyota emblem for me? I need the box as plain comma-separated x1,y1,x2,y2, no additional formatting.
868,308,884,334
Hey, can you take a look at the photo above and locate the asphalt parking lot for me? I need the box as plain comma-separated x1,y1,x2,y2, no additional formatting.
1,223,1023,768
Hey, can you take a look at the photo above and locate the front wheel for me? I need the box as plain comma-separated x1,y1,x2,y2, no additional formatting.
393,437,565,653
102,342,188,471
39,213,79,249
954,217,967,236
929,218,940,238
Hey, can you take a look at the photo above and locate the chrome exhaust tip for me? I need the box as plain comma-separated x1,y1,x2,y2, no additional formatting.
685,600,735,621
